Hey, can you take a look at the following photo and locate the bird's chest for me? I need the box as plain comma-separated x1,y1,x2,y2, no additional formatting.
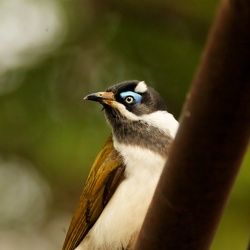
79,144,166,250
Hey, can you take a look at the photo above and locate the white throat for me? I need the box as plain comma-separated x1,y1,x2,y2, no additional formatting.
140,110,179,138
107,106,179,139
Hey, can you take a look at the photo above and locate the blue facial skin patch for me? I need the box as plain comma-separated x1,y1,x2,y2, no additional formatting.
120,91,142,105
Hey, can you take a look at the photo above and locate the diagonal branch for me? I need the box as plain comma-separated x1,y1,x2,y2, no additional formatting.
135,0,250,249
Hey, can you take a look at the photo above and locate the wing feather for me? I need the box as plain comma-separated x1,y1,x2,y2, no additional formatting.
62,135,125,250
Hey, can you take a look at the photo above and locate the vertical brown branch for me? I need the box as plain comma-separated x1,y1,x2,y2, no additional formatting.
135,0,250,249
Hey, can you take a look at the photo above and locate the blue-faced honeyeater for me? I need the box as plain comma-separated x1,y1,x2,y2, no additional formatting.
62,80,179,250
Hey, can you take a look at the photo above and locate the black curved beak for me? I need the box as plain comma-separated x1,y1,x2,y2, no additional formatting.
84,92,115,106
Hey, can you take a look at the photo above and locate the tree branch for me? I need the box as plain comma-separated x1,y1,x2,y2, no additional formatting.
135,0,250,249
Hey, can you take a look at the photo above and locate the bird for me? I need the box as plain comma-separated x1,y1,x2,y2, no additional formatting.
62,80,179,250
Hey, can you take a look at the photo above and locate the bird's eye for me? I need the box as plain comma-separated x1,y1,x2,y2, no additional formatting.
120,91,142,105
125,96,134,104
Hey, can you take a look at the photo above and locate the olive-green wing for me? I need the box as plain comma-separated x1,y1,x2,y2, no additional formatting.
62,135,125,250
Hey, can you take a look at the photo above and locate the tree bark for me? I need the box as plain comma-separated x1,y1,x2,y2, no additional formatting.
135,0,250,249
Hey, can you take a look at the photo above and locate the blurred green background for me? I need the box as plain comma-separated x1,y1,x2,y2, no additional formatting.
0,0,249,249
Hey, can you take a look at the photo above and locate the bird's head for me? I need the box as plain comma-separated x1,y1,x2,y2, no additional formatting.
84,80,178,156
84,80,167,124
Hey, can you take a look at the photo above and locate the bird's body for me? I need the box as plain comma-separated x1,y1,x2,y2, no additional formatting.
78,142,166,250
63,80,178,250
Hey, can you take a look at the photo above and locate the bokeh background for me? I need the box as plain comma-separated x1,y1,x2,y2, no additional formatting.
0,0,249,249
